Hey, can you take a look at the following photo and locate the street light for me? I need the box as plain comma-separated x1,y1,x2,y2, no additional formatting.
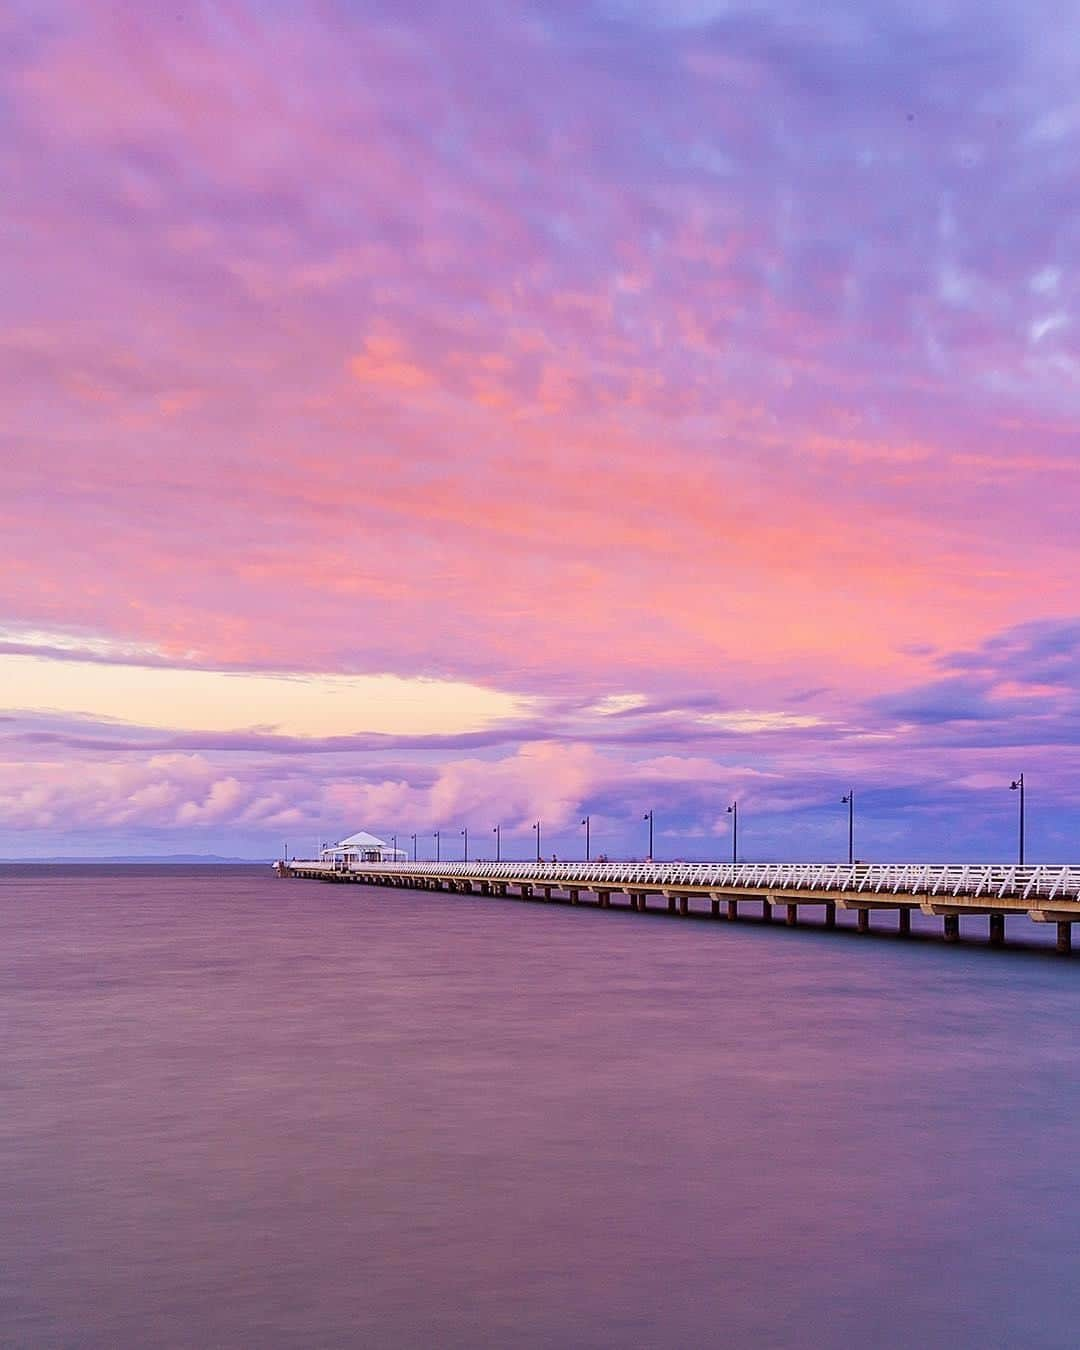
1010,774,1025,865
492,824,501,862
391,834,397,859
532,820,542,861
461,826,468,861
727,800,738,865
581,815,591,861
411,832,417,862
841,791,854,865
434,830,440,863
643,809,653,860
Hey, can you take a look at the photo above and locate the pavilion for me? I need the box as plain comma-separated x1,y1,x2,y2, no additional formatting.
319,831,407,865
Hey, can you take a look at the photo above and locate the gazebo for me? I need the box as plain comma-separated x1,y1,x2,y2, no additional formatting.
320,831,407,865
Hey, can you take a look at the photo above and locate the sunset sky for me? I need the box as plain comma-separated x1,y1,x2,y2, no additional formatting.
3,0,1078,860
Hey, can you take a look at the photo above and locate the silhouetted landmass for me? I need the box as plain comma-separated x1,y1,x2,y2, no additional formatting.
0,854,265,864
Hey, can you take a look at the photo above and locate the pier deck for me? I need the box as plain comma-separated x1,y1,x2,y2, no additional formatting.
278,860,1080,952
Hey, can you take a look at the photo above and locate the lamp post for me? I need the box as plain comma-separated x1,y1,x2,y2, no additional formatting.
461,827,468,861
434,830,440,863
411,832,417,862
493,824,501,862
391,834,397,859
841,791,854,865
1010,774,1025,865
581,815,591,861
643,809,653,860
533,820,541,861
727,800,738,865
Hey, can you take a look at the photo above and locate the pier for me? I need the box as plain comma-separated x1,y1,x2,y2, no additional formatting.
278,860,1080,953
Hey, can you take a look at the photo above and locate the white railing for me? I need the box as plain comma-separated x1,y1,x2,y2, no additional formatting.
287,859,1080,901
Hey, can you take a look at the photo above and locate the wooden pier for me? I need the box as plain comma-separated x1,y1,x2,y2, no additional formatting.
277,860,1080,953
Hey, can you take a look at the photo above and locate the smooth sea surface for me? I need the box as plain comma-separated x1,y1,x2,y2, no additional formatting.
4,864,1080,1349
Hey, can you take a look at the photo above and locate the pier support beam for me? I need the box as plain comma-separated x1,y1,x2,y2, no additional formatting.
542,885,552,901
728,899,739,921
761,900,772,923
568,889,579,906
825,902,836,929
679,896,689,917
786,903,798,926
944,914,960,943
667,895,678,915
898,908,911,936
989,913,1005,947
711,899,720,918
1058,922,1072,954
857,909,870,934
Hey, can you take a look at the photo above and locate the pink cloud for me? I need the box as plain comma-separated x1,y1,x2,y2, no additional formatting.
3,0,1079,856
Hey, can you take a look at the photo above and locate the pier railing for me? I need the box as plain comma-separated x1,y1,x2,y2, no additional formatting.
291,860,1080,901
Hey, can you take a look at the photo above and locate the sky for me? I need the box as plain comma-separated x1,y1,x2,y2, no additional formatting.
2,0,1079,861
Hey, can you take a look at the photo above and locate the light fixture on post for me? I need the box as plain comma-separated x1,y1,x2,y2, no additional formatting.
461,827,468,861
434,830,440,863
841,791,854,865
581,815,591,861
727,800,738,865
643,809,653,860
1010,774,1025,865
492,824,501,862
532,820,541,861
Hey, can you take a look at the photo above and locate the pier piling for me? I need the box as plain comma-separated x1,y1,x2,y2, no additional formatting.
283,860,1080,959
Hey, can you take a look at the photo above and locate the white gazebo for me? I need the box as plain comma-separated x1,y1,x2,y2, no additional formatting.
320,831,407,865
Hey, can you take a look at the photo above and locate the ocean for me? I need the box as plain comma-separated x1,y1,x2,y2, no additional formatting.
3,864,1079,1348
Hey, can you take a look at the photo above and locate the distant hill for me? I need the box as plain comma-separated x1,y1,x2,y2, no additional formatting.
0,854,266,864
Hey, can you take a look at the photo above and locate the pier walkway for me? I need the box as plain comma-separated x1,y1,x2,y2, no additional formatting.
279,860,1080,952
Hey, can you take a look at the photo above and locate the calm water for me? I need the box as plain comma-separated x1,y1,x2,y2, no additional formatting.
3,865,1080,1349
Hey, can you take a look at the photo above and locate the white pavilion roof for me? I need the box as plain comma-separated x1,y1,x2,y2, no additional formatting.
334,830,388,848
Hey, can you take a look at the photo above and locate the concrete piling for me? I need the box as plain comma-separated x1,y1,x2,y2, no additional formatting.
289,862,1080,959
